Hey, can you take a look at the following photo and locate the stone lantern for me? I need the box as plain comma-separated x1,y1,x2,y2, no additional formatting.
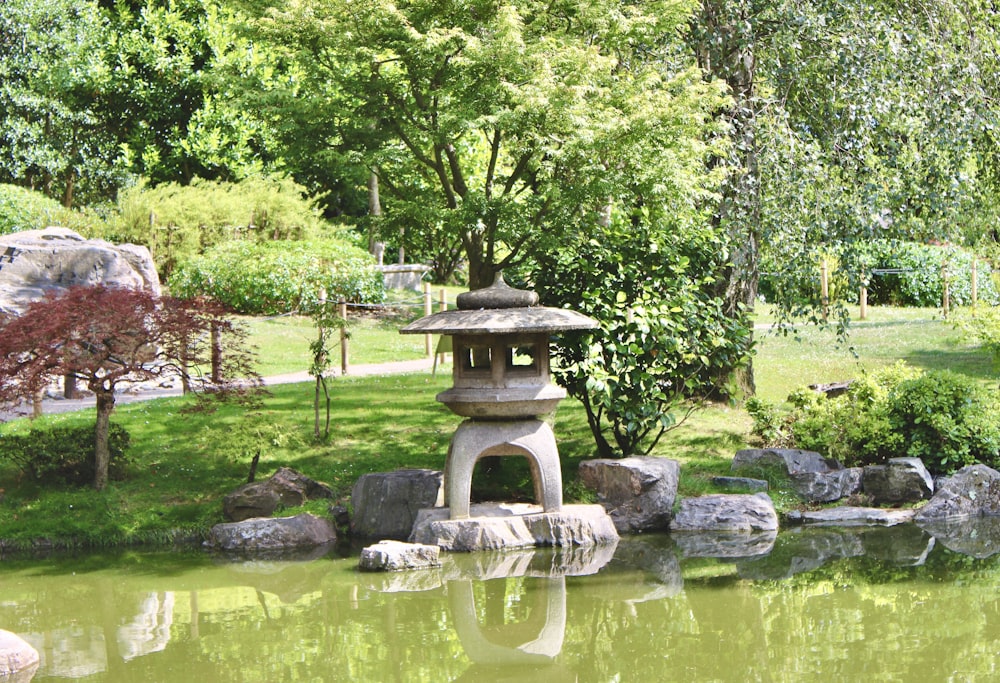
401,274,599,523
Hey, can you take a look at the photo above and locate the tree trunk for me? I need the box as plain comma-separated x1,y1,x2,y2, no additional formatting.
94,391,116,491
691,0,761,397
368,171,382,253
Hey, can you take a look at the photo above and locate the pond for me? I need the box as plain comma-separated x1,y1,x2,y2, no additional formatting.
3,522,1000,682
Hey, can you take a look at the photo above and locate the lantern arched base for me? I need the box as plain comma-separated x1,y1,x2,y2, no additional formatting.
444,419,561,520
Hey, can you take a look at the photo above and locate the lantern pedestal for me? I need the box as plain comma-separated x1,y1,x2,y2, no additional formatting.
408,503,619,552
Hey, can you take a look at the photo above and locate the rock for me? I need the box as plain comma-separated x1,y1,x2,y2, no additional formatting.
732,448,859,503
359,540,441,572
408,503,618,552
0,630,39,682
578,457,680,533
863,457,934,504
913,464,1000,523
0,227,160,316
786,506,916,527
351,469,443,540
205,513,336,553
670,493,779,533
712,476,769,492
732,448,841,476
223,467,333,522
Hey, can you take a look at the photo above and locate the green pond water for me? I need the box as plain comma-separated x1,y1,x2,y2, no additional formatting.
4,523,1000,682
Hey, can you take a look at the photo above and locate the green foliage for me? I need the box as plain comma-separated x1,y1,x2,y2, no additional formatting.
955,308,1000,369
534,217,752,458
761,240,1000,308
111,176,331,278
749,363,1000,475
168,239,384,315
0,184,64,234
0,423,131,486
886,371,1000,474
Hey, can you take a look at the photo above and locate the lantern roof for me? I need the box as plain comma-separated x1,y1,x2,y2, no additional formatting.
400,273,598,336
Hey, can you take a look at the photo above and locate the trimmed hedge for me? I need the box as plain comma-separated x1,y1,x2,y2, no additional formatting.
761,239,1000,308
0,184,74,235
168,239,385,314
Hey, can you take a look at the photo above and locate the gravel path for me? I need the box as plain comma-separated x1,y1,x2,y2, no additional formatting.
0,357,439,422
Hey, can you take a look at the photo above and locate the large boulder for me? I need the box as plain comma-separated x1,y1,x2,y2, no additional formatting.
223,467,334,522
351,469,444,540
578,457,680,533
0,630,39,682
863,457,934,504
0,227,160,316
913,464,1000,523
732,448,861,503
205,513,336,553
670,493,779,533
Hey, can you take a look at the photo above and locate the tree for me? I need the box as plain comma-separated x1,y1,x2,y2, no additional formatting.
246,0,727,288
0,286,259,490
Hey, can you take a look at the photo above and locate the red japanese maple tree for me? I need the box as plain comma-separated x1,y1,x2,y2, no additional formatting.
0,285,260,490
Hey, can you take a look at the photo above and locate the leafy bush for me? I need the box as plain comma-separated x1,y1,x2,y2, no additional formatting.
169,239,384,314
886,371,1000,473
0,423,132,486
109,176,334,278
532,218,752,458
954,307,1000,369
747,364,1000,475
0,184,97,236
760,239,999,308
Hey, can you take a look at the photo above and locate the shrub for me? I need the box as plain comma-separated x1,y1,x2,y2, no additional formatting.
887,371,1000,473
747,364,1000,475
169,239,385,314
760,239,999,308
0,423,132,486
0,184,96,236
109,176,333,278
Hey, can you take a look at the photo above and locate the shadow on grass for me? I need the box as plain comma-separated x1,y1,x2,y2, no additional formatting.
902,348,996,381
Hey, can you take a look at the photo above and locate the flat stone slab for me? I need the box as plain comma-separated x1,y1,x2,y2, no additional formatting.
785,506,917,527
409,503,618,552
359,540,441,572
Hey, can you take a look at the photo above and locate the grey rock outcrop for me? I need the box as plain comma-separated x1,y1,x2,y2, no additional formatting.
913,464,1000,523
205,513,336,553
223,467,333,522
732,448,861,503
578,457,680,533
0,227,160,316
670,493,779,533
863,457,934,504
359,540,441,572
351,469,443,540
0,630,39,682
712,476,769,492
408,503,618,552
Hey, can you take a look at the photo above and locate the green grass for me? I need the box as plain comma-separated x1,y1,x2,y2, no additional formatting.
753,305,992,403
0,303,994,550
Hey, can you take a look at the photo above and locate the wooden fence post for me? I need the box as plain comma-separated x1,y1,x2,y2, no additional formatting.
423,282,433,356
859,272,868,321
820,259,829,322
941,263,950,319
339,299,349,375
971,258,978,313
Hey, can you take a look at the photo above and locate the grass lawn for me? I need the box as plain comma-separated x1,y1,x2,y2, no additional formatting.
0,303,993,550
